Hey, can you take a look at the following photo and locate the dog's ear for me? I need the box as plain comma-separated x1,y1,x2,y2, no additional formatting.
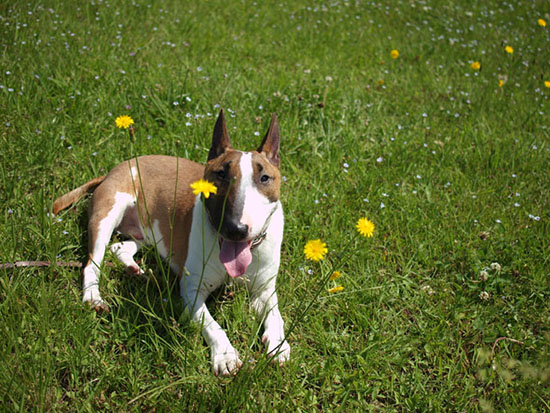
208,109,233,161
257,113,280,168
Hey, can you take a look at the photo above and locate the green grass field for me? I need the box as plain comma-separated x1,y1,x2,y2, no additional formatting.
1,0,549,410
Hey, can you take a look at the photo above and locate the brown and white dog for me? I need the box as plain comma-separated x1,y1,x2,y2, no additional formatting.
53,110,290,376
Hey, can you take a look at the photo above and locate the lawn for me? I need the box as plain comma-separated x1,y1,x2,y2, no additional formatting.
1,0,549,410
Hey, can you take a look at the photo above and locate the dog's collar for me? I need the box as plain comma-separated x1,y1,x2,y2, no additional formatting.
250,204,277,250
250,231,267,250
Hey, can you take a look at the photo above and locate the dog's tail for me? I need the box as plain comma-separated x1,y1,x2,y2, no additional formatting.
52,176,106,215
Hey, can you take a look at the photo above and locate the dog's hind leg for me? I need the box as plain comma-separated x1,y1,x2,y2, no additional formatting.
110,240,143,275
83,191,136,311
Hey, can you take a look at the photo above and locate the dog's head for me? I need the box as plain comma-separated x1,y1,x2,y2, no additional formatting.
203,109,281,277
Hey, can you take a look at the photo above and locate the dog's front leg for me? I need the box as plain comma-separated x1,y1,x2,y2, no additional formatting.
183,288,243,376
251,284,291,365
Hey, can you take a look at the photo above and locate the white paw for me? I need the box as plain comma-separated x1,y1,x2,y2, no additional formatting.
263,334,291,365
82,289,108,312
212,347,243,377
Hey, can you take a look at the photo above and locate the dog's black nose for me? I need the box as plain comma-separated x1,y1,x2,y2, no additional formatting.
225,220,249,241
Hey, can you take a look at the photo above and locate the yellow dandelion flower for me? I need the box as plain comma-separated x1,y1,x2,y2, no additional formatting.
545,81,550,88
390,49,399,59
303,239,328,262
328,285,344,294
330,271,342,281
190,179,218,199
115,115,134,129
356,217,375,238
498,79,504,87
505,45,514,54
377,79,385,86
538,18,546,27
471,61,481,70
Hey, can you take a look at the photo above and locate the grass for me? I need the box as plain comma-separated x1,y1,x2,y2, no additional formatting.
1,0,549,410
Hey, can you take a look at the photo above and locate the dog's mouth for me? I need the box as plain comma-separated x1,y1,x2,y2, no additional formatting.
219,239,253,278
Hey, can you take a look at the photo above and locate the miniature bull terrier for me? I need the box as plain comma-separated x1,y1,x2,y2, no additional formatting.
53,110,290,376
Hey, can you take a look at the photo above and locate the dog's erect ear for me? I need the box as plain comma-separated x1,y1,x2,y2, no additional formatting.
208,109,233,161
257,113,280,168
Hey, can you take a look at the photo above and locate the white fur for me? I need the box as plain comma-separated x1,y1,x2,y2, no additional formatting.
110,240,143,274
144,220,169,258
130,166,138,181
82,192,136,307
236,153,278,239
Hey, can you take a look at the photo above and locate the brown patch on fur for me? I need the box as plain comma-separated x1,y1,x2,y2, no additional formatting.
85,155,204,274
251,152,281,202
203,150,243,237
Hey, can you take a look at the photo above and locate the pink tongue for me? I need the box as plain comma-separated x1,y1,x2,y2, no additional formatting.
219,240,252,278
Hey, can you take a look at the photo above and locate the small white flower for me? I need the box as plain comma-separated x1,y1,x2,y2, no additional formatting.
376,156,383,163
380,202,385,209
479,270,489,281
490,262,501,272
421,285,435,295
480,291,490,301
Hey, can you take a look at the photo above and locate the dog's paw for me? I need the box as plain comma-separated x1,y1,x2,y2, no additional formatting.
82,291,109,313
125,263,144,276
263,334,291,365
212,347,243,377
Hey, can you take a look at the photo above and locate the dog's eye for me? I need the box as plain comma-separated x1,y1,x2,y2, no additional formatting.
260,174,270,183
216,170,226,180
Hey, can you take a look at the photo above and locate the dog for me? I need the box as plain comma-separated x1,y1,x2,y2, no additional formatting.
53,110,290,376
